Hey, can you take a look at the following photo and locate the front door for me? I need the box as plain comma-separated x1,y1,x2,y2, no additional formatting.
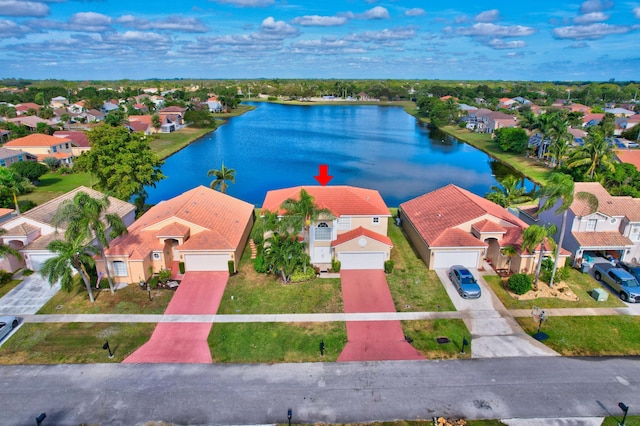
313,246,331,263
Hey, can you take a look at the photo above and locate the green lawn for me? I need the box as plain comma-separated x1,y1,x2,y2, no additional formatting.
38,280,174,314
0,279,21,299
485,268,626,310
602,416,640,426
516,315,640,356
386,215,456,312
150,127,215,159
219,246,343,314
209,322,347,363
19,171,93,206
402,319,471,359
0,322,155,364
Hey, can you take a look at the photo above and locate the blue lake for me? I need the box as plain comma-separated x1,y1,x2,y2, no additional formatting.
145,102,533,207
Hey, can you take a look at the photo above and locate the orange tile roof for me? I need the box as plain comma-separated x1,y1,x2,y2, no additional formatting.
400,184,528,247
5,133,71,148
106,186,253,258
36,152,73,161
261,186,390,217
331,226,392,247
615,150,640,172
472,219,506,233
431,228,488,248
572,232,634,248
156,222,190,239
573,182,640,221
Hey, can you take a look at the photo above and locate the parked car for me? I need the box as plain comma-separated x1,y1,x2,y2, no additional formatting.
619,261,640,282
448,265,482,299
593,263,640,303
628,142,639,148
0,315,19,341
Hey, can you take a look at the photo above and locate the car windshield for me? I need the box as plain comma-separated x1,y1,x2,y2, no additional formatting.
622,278,640,288
460,277,477,284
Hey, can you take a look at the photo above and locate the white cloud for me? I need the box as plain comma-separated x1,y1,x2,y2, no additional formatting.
343,6,390,20
344,27,416,43
573,12,609,23
117,15,209,33
0,1,50,18
475,9,500,23
259,17,299,39
457,23,536,38
553,23,634,40
210,0,274,7
568,42,590,48
290,15,347,27
487,39,526,49
69,12,112,27
29,12,113,32
634,7,640,18
579,0,614,14
405,8,425,17
0,18,33,38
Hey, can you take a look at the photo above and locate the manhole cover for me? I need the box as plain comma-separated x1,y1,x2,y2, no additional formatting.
436,337,450,344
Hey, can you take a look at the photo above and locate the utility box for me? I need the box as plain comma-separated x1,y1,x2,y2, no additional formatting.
591,288,608,302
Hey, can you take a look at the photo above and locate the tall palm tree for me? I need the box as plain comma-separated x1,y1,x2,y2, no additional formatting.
52,191,128,294
485,175,532,208
521,224,557,289
545,117,572,168
0,168,35,215
41,235,99,303
567,127,616,179
207,162,236,194
280,189,334,244
532,113,556,158
500,245,517,273
539,173,598,288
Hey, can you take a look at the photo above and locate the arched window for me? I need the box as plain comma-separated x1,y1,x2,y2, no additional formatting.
316,222,331,240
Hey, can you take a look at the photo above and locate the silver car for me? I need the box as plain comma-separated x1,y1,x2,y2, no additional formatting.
0,316,19,341
449,265,482,299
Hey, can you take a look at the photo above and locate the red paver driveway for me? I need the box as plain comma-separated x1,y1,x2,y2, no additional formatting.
338,270,424,362
123,271,228,364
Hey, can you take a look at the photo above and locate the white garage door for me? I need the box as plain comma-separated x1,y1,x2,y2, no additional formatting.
432,250,479,269
338,252,385,270
28,254,56,271
183,253,229,271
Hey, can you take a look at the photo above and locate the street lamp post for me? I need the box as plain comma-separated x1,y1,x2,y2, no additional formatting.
287,409,292,426
618,402,629,426
460,337,469,354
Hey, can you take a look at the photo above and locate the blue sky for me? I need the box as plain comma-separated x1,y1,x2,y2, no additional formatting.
0,0,639,81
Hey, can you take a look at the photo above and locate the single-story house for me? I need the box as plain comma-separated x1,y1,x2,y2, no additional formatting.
0,186,136,272
0,147,38,167
261,185,392,270
399,184,565,272
97,186,254,284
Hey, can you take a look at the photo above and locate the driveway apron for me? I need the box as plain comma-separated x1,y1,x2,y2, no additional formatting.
123,271,228,364
435,269,558,358
338,270,424,361
0,272,60,315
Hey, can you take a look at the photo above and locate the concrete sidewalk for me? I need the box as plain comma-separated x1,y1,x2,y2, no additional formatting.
0,272,60,315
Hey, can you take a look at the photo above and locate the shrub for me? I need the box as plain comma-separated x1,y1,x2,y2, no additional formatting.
253,255,269,273
157,268,172,283
0,270,12,285
508,273,532,295
541,265,571,284
228,260,235,275
331,258,341,273
384,259,394,274
58,166,72,175
178,262,185,274
289,267,316,283
18,200,37,213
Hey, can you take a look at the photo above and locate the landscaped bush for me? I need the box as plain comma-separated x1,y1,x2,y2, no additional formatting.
0,270,12,285
331,258,341,273
228,260,235,274
253,255,269,273
384,259,394,274
178,262,185,274
289,267,316,283
541,265,571,284
508,273,532,295
157,268,172,283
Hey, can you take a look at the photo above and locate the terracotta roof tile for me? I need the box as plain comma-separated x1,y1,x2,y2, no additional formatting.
331,226,392,247
431,228,488,248
156,222,190,239
572,232,634,248
53,131,90,148
472,219,506,233
261,186,390,217
179,230,232,251
5,133,70,148
573,182,640,221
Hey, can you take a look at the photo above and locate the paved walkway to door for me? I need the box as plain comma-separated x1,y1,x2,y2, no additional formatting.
338,270,425,362
123,272,228,364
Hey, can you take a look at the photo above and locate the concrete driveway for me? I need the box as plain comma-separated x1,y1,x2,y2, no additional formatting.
436,268,558,358
0,272,60,315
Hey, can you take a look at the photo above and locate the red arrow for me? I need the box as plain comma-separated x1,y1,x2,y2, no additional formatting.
314,164,333,186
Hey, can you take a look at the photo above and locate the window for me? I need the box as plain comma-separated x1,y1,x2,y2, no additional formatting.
17,155,23,161
315,222,332,241
372,217,380,225
337,217,351,230
630,226,640,242
52,146,57,153
111,261,128,277
0,160,5,167
586,219,597,232
65,143,69,149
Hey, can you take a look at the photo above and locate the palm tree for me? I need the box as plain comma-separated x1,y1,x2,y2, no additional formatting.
539,173,598,288
545,117,572,168
0,167,35,215
500,245,517,274
0,228,22,261
52,191,128,294
41,235,99,303
485,175,532,208
280,189,334,244
532,113,556,158
207,162,236,194
521,224,557,289
263,231,305,283
567,127,616,179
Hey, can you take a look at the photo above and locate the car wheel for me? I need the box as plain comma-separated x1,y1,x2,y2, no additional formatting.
594,271,601,281
11,319,18,328
620,292,628,302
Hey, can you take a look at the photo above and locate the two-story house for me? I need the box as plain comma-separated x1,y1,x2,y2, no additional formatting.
261,186,393,271
3,134,75,165
537,182,640,265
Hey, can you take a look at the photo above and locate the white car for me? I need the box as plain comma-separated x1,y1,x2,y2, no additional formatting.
0,316,19,341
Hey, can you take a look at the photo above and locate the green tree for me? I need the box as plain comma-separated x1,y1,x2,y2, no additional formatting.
494,127,528,153
207,162,235,194
263,232,306,283
500,245,517,273
52,191,128,294
151,114,161,131
538,173,598,287
567,127,616,179
104,110,127,127
74,124,165,205
41,235,99,303
280,188,334,245
10,161,48,183
0,167,35,214
521,224,557,288
485,175,532,208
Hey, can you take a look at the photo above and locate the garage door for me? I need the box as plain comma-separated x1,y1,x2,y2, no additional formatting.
28,254,56,271
432,251,479,269
339,252,385,270
183,254,229,271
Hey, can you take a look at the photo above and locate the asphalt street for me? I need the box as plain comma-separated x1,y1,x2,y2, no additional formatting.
0,357,638,425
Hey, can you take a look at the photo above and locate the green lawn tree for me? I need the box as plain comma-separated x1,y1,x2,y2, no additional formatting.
0,167,35,214
494,127,528,153
74,124,165,206
485,175,532,208
521,224,557,289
